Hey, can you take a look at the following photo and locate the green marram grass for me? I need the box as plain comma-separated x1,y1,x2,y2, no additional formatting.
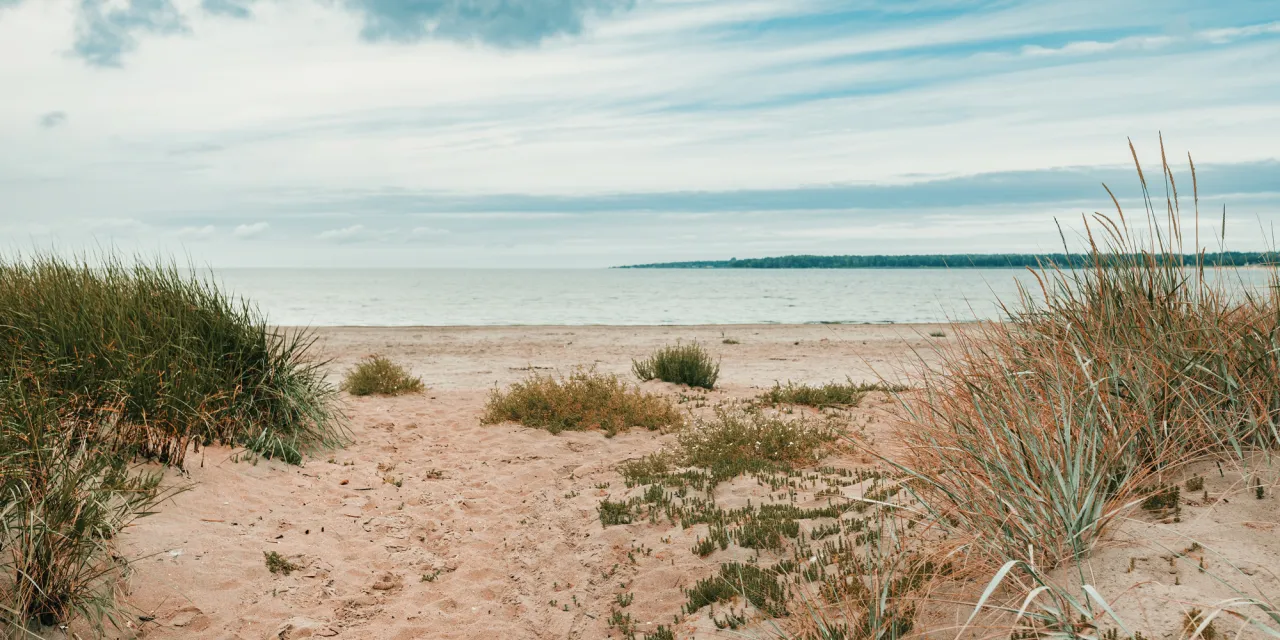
632,342,720,389
0,359,177,635
342,356,424,396
0,253,345,466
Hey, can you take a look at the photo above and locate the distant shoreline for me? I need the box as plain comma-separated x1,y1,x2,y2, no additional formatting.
615,252,1280,269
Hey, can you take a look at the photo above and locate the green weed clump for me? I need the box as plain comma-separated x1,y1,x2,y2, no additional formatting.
342,356,424,396
263,551,301,576
759,379,906,408
0,254,344,466
633,342,720,389
482,369,683,436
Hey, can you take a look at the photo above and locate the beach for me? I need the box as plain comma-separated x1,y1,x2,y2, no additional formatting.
109,323,1280,640
113,324,942,639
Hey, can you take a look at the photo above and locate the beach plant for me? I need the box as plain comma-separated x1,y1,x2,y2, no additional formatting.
759,379,907,409
0,253,345,466
0,365,175,634
341,356,424,396
886,139,1280,572
632,342,720,389
482,368,682,436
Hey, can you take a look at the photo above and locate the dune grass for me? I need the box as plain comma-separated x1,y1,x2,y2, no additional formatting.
632,342,720,389
876,140,1280,637
0,253,343,633
342,356,424,396
759,379,907,409
0,360,176,634
482,369,683,436
0,254,345,466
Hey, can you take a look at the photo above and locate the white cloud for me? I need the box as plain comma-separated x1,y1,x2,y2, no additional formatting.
232,222,269,238
317,224,368,242
176,224,216,238
410,226,450,237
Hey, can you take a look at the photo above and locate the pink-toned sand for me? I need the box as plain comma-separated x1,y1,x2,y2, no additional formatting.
110,325,1280,640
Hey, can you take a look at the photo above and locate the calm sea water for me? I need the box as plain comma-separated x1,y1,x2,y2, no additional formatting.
205,268,1275,327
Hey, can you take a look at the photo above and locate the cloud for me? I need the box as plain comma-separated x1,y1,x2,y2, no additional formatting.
87,217,147,233
73,0,189,68
317,224,370,242
346,0,635,47
38,111,67,128
232,222,269,238
410,226,450,238
176,225,215,238
201,0,255,19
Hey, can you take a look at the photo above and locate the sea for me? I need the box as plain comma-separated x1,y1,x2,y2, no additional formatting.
205,268,1277,327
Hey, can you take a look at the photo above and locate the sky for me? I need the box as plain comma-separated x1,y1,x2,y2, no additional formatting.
1,0,1278,268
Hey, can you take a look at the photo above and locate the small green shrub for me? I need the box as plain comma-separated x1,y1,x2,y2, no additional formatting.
482,369,683,436
759,379,906,408
263,551,301,576
342,356,424,396
633,342,720,389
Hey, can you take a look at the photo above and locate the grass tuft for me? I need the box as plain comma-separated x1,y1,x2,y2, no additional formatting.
482,369,683,436
0,366,177,632
633,342,720,389
263,551,301,576
759,379,906,408
342,356,424,396
0,253,345,466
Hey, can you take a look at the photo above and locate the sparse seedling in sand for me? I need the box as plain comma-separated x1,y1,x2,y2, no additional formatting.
342,355,424,396
1141,485,1180,512
633,342,720,389
264,551,301,576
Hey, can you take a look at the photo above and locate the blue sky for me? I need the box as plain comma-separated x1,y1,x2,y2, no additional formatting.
1,0,1278,267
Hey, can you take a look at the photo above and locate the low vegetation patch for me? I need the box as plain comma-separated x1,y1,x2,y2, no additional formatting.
759,379,907,408
595,407,937,632
632,342,720,389
482,369,683,436
263,551,302,576
342,356,424,396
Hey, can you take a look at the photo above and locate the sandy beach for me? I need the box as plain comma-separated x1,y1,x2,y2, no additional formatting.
112,324,1280,640
112,324,940,639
